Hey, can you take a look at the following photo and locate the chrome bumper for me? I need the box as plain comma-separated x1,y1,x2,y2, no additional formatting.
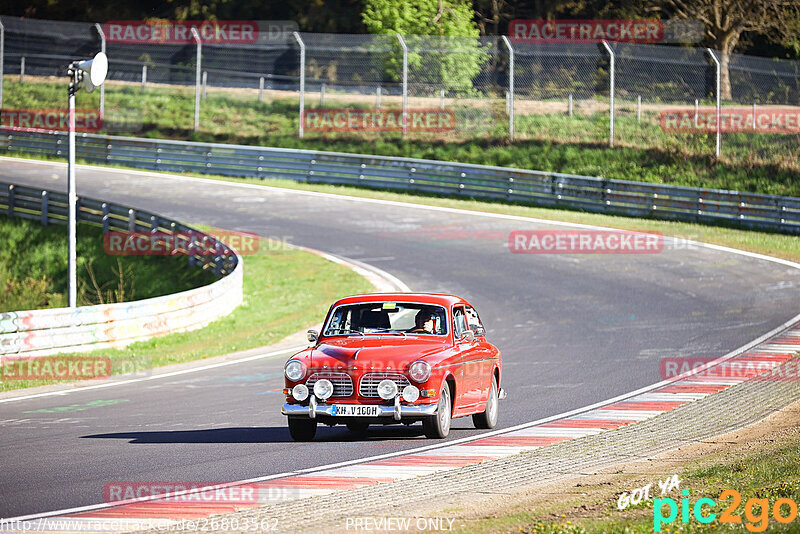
282,396,438,421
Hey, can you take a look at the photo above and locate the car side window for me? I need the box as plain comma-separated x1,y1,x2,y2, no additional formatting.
453,307,467,338
465,306,486,336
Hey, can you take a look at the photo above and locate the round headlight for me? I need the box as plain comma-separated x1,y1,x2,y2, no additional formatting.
292,384,309,401
284,359,306,382
377,379,398,400
402,385,420,403
313,379,334,400
408,360,431,383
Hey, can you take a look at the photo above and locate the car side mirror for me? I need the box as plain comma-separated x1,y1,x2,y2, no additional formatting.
307,330,319,343
460,330,475,343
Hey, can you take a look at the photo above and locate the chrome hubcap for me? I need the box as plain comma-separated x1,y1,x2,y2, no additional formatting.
439,389,450,431
488,384,497,423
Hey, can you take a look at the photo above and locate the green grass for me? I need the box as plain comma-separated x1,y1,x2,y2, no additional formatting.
456,430,800,533
0,233,374,391
5,78,800,198
0,214,216,312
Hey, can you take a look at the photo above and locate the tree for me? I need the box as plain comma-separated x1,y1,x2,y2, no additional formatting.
362,0,489,92
654,0,800,99
363,0,478,36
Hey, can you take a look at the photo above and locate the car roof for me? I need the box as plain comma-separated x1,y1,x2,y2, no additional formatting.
332,293,469,308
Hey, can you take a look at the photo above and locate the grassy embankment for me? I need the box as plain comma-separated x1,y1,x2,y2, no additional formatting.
0,214,216,312
4,78,799,197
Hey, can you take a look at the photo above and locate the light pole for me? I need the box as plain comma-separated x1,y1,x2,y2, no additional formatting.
66,52,107,308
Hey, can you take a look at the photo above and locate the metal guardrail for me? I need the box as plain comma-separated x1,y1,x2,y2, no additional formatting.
0,180,243,357
2,130,799,234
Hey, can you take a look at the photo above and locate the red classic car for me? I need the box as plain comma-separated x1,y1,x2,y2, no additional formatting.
281,293,505,441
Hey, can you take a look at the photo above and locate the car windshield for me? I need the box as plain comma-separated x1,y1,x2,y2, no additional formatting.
324,302,448,336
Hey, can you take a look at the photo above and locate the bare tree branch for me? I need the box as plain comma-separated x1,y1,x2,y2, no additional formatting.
653,0,800,98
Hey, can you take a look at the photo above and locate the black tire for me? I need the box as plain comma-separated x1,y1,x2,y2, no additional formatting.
288,417,317,441
472,376,499,429
423,383,452,439
346,421,370,433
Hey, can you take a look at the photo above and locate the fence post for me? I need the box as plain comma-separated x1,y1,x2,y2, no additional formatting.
0,19,4,111
706,48,721,158
141,64,147,92
7,184,14,216
320,82,325,105
568,94,573,117
694,98,699,127
501,36,515,141
293,32,305,138
202,71,207,99
259,76,264,103
94,23,106,121
752,102,756,131
397,34,408,138
440,87,445,110
376,86,381,108
20,56,25,83
41,190,49,226
601,40,614,147
637,95,641,123
190,27,201,132
102,203,109,233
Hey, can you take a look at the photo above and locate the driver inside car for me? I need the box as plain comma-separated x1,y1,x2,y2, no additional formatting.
409,309,436,334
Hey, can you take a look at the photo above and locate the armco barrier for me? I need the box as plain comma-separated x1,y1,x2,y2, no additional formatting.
3,130,799,234
0,181,243,357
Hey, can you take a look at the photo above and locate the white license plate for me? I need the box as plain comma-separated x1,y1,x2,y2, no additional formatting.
332,404,381,417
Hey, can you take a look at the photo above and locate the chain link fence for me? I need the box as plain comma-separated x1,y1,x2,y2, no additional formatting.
1,15,798,165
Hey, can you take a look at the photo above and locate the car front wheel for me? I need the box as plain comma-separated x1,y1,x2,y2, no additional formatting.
423,383,452,439
472,376,499,429
288,417,317,441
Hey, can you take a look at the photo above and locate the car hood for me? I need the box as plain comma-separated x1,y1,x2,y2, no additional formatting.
307,337,447,371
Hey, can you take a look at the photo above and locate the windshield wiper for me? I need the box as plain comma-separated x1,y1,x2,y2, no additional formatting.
370,329,407,338
326,328,365,337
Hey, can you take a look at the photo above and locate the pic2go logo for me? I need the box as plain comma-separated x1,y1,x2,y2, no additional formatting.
654,489,799,532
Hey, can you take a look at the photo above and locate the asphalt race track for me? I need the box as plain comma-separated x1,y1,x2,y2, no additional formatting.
2,158,799,517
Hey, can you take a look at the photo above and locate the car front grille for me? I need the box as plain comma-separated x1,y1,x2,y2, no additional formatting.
306,372,354,397
359,372,411,398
